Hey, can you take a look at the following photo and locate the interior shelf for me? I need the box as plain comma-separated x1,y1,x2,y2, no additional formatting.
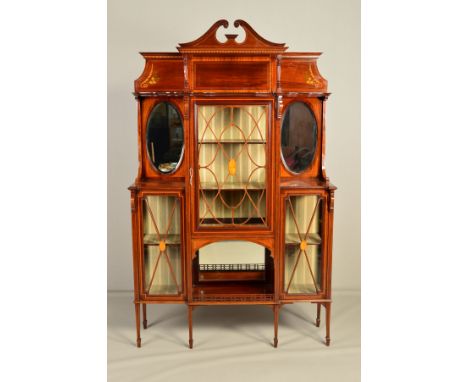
284,233,321,245
198,139,266,144
198,263,265,282
199,217,265,225
200,181,265,190
143,233,181,246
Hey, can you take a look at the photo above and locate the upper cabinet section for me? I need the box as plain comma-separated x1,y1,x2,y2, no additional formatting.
133,20,331,185
134,20,328,95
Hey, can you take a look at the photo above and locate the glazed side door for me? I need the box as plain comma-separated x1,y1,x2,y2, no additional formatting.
137,191,186,302
280,190,329,300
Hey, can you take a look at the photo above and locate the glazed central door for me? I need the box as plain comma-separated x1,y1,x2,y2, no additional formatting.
195,103,270,229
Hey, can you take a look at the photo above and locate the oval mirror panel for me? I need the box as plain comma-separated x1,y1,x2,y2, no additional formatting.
146,102,184,174
281,102,317,174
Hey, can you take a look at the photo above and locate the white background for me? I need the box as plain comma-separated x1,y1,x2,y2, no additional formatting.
1,0,468,381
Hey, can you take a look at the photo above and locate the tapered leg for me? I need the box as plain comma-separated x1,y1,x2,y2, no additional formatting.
188,306,193,349
316,303,321,327
143,304,147,329
134,303,141,348
325,302,331,346
273,304,279,348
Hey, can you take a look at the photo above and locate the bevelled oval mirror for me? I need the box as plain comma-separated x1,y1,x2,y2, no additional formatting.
281,102,317,174
146,102,184,174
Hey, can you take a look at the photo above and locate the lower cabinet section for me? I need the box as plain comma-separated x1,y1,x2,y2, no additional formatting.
133,191,331,302
129,188,334,348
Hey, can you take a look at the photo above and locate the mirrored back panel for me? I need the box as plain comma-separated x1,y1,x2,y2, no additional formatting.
146,102,184,174
281,102,318,174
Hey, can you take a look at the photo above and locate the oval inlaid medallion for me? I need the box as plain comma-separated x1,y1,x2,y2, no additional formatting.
228,158,236,176
300,240,307,251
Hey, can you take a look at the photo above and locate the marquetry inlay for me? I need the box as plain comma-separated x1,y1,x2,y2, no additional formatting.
141,64,160,88
228,158,236,176
305,64,320,87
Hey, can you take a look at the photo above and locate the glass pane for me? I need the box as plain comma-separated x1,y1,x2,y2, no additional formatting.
143,195,182,295
197,105,268,227
281,102,317,173
284,195,323,294
146,102,184,174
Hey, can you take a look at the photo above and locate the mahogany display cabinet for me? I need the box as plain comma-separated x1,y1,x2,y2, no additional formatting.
128,20,336,348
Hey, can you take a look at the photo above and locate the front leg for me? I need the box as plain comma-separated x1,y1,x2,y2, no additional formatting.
316,302,321,327
188,306,193,349
143,304,147,329
134,303,141,347
325,302,331,346
273,304,279,348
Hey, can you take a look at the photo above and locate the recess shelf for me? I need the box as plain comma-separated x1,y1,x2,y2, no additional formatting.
198,263,266,282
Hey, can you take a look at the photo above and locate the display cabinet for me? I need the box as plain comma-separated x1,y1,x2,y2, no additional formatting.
129,19,336,348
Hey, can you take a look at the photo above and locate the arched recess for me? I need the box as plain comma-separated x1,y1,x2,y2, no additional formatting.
191,240,275,293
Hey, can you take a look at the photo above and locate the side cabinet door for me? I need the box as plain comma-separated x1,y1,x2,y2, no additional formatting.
140,193,184,299
282,193,326,298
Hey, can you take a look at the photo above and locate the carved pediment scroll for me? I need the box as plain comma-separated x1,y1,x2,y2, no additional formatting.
178,19,287,54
